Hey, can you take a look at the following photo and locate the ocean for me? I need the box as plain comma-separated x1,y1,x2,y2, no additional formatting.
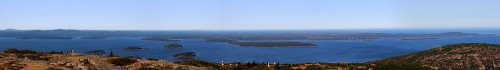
1,36,499,63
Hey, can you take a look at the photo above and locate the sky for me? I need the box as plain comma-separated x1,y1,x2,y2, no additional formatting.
0,0,499,30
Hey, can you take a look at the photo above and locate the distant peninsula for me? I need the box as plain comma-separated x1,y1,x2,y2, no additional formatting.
205,38,237,42
141,37,180,42
80,36,107,39
228,42,317,48
397,37,441,40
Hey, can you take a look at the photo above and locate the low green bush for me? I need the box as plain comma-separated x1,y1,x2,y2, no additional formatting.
108,57,137,66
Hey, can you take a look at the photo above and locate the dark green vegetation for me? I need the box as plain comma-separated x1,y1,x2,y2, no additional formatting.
137,64,174,70
398,37,440,40
107,51,116,57
17,36,74,39
173,52,196,59
107,57,138,66
123,46,145,51
375,43,500,70
164,44,183,49
83,50,105,55
141,37,180,42
175,59,219,68
205,38,237,42
3,48,37,54
2,48,65,61
228,42,317,47
80,36,107,39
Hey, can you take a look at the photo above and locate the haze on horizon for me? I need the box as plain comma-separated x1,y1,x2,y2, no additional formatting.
1,0,499,30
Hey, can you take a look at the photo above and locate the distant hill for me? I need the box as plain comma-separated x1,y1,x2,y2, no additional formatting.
374,43,500,69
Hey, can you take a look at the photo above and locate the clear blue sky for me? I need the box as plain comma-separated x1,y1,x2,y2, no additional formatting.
0,0,499,30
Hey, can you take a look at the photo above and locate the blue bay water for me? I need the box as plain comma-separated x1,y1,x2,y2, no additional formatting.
0,36,499,63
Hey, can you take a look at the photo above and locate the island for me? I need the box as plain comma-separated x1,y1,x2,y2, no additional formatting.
397,37,441,40
205,38,237,42
164,44,183,49
141,37,180,42
83,50,105,55
172,52,196,59
16,36,74,39
124,46,146,51
228,42,317,48
80,36,107,39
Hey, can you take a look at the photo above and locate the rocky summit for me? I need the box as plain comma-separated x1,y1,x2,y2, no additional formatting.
375,43,500,70
0,52,209,70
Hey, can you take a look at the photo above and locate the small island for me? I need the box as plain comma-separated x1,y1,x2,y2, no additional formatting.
141,37,180,42
228,42,317,48
124,46,146,51
83,50,105,55
172,52,196,59
164,44,183,49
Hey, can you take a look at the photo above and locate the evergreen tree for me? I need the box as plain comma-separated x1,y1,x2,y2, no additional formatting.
246,62,251,66
108,50,116,57
251,61,257,66
275,62,281,70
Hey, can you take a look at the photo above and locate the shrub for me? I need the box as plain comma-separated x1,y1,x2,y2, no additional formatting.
4,48,21,54
137,64,174,70
46,50,64,54
108,57,137,66
145,58,158,61
20,49,37,54
175,59,219,67
3,48,38,54
305,65,325,70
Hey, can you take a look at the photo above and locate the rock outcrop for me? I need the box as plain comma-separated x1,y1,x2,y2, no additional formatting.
375,43,500,70
0,53,209,70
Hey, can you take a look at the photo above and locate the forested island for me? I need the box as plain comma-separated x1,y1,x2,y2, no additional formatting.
172,52,196,59
16,36,74,39
80,36,107,39
228,42,317,48
397,37,441,40
124,46,146,51
204,38,237,42
141,37,180,42
164,44,183,49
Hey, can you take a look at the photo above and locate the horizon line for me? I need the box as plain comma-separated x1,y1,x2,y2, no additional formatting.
2,27,500,31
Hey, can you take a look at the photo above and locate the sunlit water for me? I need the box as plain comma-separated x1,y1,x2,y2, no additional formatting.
0,36,499,63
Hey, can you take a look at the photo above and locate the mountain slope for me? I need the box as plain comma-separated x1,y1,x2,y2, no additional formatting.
375,43,500,69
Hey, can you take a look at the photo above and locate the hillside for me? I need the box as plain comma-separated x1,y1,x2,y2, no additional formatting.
0,49,210,70
375,43,500,69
